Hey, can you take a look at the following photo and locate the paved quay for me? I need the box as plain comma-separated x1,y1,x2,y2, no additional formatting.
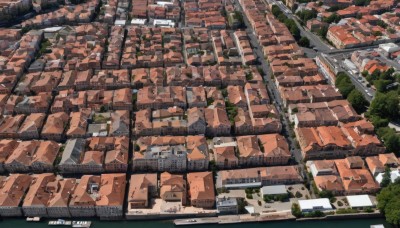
174,211,295,225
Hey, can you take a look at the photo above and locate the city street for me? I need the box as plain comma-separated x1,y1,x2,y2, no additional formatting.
268,0,333,52
234,0,304,166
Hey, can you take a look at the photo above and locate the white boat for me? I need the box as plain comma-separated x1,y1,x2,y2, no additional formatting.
72,221,92,228
26,217,41,222
48,219,72,226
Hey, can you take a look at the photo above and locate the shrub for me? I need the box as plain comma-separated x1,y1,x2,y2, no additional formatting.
295,191,303,198
336,208,359,214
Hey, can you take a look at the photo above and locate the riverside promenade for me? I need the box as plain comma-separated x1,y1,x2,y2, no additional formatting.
174,211,295,225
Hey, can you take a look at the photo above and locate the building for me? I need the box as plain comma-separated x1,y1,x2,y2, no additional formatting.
376,170,400,184
187,172,215,208
216,197,238,214
160,172,187,205
127,174,157,209
69,175,100,217
0,174,32,217
219,166,302,188
346,195,375,209
298,198,333,212
58,138,86,174
335,157,380,195
205,107,231,137
95,173,127,219
5,140,59,173
22,173,56,217
260,185,287,197
46,178,77,218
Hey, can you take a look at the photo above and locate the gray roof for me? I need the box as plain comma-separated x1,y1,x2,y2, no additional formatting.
261,185,287,195
216,197,237,207
59,138,86,165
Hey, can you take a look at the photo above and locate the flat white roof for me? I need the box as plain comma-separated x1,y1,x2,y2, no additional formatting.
370,225,385,228
346,195,374,208
224,182,262,189
376,170,400,184
131,18,147,24
43,26,63,32
298,198,332,211
261,185,287,195
379,43,398,48
115,20,126,25
153,19,175,26
157,1,173,6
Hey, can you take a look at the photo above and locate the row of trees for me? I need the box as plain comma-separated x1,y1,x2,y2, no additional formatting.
335,71,400,155
363,68,400,155
377,180,400,225
362,68,399,93
335,72,369,114
296,9,317,24
271,5,301,41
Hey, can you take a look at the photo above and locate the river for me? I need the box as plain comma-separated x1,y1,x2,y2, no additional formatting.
0,218,391,228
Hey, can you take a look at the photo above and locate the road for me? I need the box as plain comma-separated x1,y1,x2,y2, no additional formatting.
269,0,333,53
233,0,303,165
325,53,375,102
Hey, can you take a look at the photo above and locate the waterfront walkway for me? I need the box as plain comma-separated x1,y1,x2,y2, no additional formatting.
174,211,295,225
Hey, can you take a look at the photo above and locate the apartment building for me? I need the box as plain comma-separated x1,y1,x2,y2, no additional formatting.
160,172,187,205
127,174,158,209
5,140,59,173
95,173,126,219
0,174,32,217
187,172,215,208
69,175,100,217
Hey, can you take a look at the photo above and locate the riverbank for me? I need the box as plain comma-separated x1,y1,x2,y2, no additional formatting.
174,211,295,225
173,211,384,226
0,217,390,228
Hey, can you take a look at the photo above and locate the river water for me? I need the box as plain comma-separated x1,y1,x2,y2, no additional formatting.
0,218,390,228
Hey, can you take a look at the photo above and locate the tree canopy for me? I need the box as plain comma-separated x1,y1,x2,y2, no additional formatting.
347,89,369,114
368,91,399,121
335,72,355,98
377,181,400,225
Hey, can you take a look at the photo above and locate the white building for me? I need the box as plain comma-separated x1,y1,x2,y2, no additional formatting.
379,43,400,56
261,185,287,196
115,20,126,26
346,195,375,209
375,170,400,184
298,198,332,212
153,19,175,28
131,18,147,26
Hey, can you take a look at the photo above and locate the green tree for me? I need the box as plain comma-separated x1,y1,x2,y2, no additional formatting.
380,68,395,80
317,26,328,38
377,182,400,225
374,80,391,93
318,190,333,199
377,20,388,29
290,25,301,40
368,115,389,129
291,203,303,218
368,91,400,121
323,13,341,23
296,9,318,22
298,37,310,47
272,5,282,18
347,89,368,114
385,134,400,155
381,167,392,187
335,73,355,98
355,0,370,6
